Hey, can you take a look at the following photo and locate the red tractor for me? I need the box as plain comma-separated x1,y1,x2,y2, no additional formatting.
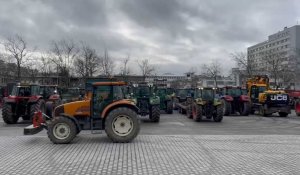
220,86,251,116
2,83,45,124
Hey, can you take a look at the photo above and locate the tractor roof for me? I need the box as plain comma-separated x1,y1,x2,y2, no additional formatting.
93,81,126,86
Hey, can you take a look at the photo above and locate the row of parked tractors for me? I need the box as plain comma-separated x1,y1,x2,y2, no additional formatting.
175,75,300,120
0,76,299,144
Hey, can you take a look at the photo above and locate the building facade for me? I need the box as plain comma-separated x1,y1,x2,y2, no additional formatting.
247,25,300,88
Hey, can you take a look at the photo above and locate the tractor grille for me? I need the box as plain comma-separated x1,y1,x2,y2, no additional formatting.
137,98,149,115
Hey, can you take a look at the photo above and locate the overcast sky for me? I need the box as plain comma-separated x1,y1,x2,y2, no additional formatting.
0,0,299,75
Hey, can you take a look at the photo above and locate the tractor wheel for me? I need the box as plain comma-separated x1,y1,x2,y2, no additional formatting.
166,101,173,114
186,105,193,119
173,98,179,110
2,103,19,124
45,101,54,117
150,105,160,122
222,100,231,116
30,100,45,121
259,105,269,117
192,105,202,122
278,112,288,117
47,116,77,144
240,102,250,116
105,107,140,143
213,105,223,122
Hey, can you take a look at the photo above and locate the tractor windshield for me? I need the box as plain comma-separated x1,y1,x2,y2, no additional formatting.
241,89,247,95
157,89,166,96
11,86,31,96
136,86,150,97
113,86,124,100
226,88,242,97
202,89,214,100
177,89,188,98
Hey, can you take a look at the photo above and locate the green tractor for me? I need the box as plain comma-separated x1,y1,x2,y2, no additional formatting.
187,87,223,122
156,87,174,114
132,83,161,122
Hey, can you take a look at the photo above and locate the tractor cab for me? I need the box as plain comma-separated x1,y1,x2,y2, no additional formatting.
249,85,267,104
91,83,124,118
175,88,194,102
11,84,40,97
39,85,59,99
199,88,215,101
155,87,173,114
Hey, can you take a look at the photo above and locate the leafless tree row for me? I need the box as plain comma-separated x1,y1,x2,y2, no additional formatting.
0,34,158,87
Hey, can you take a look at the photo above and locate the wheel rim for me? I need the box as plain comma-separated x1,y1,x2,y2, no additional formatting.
53,123,71,140
112,115,133,136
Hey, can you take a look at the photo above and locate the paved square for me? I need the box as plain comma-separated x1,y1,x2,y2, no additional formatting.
0,134,300,175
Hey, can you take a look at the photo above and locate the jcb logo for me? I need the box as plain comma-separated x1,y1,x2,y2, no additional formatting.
270,94,287,101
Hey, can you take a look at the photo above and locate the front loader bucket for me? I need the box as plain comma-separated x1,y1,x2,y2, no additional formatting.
23,111,46,135
24,125,44,135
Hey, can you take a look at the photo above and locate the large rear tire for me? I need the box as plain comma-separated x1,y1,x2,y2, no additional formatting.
150,105,160,122
47,117,77,144
186,104,193,119
166,101,173,114
213,105,223,122
192,104,202,122
45,101,54,117
222,99,231,116
240,102,250,116
30,100,45,121
105,107,140,143
2,103,19,124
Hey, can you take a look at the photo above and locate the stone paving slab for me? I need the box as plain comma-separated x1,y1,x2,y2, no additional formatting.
0,135,300,175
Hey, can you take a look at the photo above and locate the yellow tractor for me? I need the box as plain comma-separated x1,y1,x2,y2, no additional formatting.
24,81,140,143
247,75,290,117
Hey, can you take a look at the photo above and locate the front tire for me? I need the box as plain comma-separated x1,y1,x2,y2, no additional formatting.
240,102,250,116
213,105,223,122
186,104,193,119
47,117,77,144
30,100,45,121
105,107,140,143
2,103,19,124
166,101,173,114
192,104,202,122
222,100,231,116
150,105,160,122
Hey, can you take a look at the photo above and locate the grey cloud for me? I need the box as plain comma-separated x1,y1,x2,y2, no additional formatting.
0,0,299,75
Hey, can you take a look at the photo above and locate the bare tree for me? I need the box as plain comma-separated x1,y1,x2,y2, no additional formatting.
231,52,255,77
137,58,155,81
3,34,31,81
99,49,115,76
201,60,222,87
39,53,56,84
49,39,79,87
120,55,131,76
74,43,100,82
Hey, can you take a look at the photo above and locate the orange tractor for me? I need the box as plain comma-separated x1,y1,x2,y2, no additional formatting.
24,81,140,143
